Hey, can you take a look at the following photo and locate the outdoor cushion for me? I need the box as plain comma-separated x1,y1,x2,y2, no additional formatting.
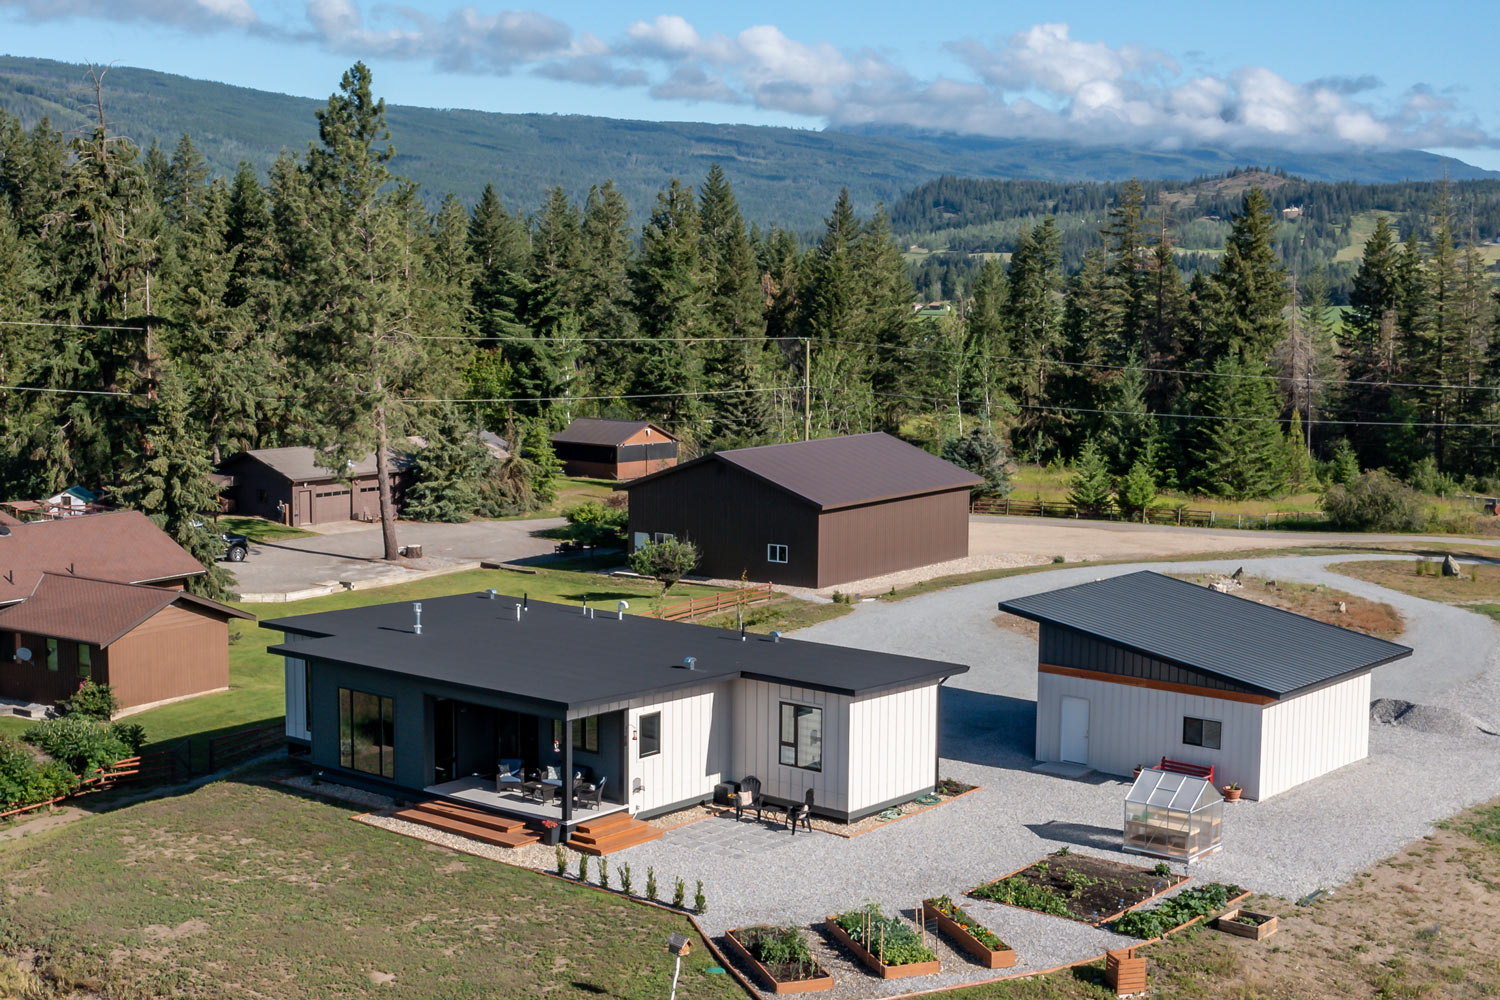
735,790,754,807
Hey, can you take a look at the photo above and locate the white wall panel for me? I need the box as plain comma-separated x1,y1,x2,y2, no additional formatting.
731,678,849,813
283,656,310,740
847,682,938,814
1258,674,1369,799
622,683,729,815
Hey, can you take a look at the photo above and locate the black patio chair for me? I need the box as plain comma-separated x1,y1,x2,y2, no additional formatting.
735,775,762,822
573,775,607,810
786,788,813,835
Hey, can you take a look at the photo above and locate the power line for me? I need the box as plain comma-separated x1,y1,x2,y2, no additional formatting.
0,383,139,397
0,319,147,332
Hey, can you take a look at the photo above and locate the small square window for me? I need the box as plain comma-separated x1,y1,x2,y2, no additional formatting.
654,532,676,543
1183,716,1222,750
767,543,788,564
639,712,661,758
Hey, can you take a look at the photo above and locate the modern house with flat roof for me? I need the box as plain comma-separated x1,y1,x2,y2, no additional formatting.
263,590,966,842
1000,571,1413,800
552,418,678,481
623,433,982,588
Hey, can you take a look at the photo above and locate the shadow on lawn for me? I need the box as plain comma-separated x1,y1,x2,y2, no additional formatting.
938,687,1037,771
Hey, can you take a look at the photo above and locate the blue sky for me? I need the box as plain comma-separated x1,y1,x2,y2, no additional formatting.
3,0,1498,169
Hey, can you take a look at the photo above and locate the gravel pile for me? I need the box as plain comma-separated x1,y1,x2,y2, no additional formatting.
1370,698,1494,737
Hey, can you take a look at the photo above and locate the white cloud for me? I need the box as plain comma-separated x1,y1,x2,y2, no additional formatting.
0,0,258,30
303,0,573,74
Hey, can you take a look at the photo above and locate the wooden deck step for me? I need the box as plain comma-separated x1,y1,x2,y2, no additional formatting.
411,799,530,834
567,817,662,856
392,804,539,849
571,811,634,837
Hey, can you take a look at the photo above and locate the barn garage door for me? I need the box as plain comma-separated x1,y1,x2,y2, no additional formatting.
310,486,351,523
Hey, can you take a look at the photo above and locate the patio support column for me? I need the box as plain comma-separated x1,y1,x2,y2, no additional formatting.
562,718,574,826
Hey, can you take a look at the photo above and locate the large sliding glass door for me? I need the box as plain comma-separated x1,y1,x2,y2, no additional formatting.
339,687,394,779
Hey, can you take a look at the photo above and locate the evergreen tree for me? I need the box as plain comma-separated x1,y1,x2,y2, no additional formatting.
940,425,1012,498
1340,217,1401,463
468,182,530,344
1190,354,1287,498
1067,438,1115,513
857,207,920,430
1117,457,1157,520
578,181,637,395
403,410,491,522
1006,218,1063,456
1200,188,1288,364
630,178,708,426
521,187,585,420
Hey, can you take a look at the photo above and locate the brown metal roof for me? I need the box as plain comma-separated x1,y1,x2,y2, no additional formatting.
222,446,410,483
624,432,982,510
0,511,208,605
0,573,252,647
552,418,675,447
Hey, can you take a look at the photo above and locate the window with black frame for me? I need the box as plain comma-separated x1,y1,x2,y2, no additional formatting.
339,688,395,778
553,716,600,754
779,702,822,771
639,712,661,757
1182,715,1222,750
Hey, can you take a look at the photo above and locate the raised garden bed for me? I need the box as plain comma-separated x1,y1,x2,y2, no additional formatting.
1111,882,1249,940
922,896,1015,969
826,905,940,979
969,850,1189,925
1217,907,1279,941
725,926,834,994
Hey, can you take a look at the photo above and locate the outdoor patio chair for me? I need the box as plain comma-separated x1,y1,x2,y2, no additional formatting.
735,776,762,822
495,759,525,794
786,788,813,835
574,775,607,810
539,765,563,787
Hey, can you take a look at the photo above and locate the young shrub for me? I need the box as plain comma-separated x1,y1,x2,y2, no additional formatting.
555,845,567,875
1321,470,1426,532
21,717,132,775
620,863,633,895
109,722,147,755
1154,862,1172,878
577,853,589,882
628,537,700,597
598,856,609,888
57,681,119,721
672,877,685,909
646,866,659,902
694,880,706,915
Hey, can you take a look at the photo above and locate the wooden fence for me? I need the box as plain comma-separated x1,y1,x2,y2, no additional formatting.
206,722,284,772
0,754,144,821
654,583,775,622
969,497,1327,530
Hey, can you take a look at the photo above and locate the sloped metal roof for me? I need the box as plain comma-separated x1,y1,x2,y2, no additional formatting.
0,572,251,646
1000,570,1412,698
624,432,982,510
552,418,673,447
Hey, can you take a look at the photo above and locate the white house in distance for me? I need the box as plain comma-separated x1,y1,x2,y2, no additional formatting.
1000,571,1413,800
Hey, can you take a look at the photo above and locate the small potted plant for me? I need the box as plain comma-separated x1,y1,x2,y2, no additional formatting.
1132,764,1145,779
1221,782,1242,802
540,818,562,845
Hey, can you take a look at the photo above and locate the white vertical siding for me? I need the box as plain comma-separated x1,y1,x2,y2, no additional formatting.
283,656,310,740
846,682,939,814
620,683,730,815
1036,673,1265,798
1258,673,1369,800
731,678,850,814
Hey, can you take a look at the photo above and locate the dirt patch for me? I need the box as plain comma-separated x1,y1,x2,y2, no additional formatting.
142,919,210,941
970,851,1186,924
1331,557,1500,606
1170,572,1405,639
993,612,1038,640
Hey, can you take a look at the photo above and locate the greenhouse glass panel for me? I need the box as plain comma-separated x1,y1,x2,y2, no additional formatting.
1122,769,1223,862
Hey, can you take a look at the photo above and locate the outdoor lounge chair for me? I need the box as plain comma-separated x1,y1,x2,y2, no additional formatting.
786,788,813,835
538,765,563,787
574,775,607,810
495,759,525,794
735,776,762,822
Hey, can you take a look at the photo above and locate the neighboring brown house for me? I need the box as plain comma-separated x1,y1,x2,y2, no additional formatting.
0,573,251,711
217,447,413,526
0,510,208,605
552,418,678,481
622,433,982,588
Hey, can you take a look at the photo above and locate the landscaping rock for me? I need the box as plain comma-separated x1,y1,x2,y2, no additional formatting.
1442,555,1462,577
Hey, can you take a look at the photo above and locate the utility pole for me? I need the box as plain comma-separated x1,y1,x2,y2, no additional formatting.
803,338,811,441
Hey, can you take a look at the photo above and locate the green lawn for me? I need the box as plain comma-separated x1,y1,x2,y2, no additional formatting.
212,514,314,542
0,772,739,1000
1009,463,1327,517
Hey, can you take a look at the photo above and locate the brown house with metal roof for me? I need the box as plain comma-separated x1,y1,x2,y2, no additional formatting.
217,447,413,526
622,433,982,588
0,510,207,605
0,574,251,711
552,418,678,481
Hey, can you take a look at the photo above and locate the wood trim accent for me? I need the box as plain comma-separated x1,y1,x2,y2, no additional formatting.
1039,663,1276,705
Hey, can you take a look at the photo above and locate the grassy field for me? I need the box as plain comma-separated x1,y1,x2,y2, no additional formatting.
0,771,737,1000
1329,558,1500,607
697,594,855,634
1010,464,1328,517
212,515,313,543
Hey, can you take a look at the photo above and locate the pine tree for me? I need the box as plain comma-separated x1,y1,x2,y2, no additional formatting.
1340,217,1401,463
1117,458,1157,521
631,178,708,426
1190,354,1287,499
1067,438,1115,513
856,207,920,430
1283,411,1314,489
403,409,491,522
1200,188,1288,364
1006,219,1063,457
469,182,531,344
578,181,637,396
521,187,585,420
940,425,1012,498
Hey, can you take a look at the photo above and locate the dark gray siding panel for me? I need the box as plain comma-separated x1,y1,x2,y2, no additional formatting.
1039,623,1253,695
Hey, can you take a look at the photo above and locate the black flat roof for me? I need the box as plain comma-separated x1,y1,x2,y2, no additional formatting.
262,591,966,711
999,570,1413,698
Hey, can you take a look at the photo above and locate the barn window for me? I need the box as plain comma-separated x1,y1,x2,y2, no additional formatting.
767,544,789,563
46,638,58,672
639,712,661,758
77,643,92,677
339,687,395,779
779,702,822,771
653,532,676,543
1182,716,1222,750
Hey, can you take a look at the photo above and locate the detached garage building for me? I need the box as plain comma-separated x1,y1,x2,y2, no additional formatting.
551,418,678,481
623,433,982,589
217,447,412,527
1001,571,1412,801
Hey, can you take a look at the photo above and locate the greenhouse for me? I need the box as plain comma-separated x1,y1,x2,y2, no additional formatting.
1123,769,1224,862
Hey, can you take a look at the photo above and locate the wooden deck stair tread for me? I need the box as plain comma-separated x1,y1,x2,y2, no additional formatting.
392,801,539,849
410,799,529,833
567,812,662,856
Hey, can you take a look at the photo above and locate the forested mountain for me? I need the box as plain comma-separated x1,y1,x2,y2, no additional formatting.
897,172,1500,303
0,55,1493,232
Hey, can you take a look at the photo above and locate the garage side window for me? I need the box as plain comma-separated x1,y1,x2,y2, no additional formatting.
1182,716,1222,750
779,702,822,771
339,687,395,778
767,543,788,564
639,712,661,758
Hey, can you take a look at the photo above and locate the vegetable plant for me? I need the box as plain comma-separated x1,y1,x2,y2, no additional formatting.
971,876,1072,917
833,904,936,966
926,896,1006,951
1112,883,1244,938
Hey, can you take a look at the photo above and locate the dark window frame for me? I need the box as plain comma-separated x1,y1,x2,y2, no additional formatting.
639,711,661,758
1182,716,1222,750
338,687,395,779
77,642,92,677
778,701,823,772
553,716,600,754
45,638,58,672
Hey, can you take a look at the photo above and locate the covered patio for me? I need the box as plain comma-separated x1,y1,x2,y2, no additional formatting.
425,775,629,824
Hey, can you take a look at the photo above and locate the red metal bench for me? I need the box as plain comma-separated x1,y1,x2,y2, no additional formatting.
1156,757,1214,783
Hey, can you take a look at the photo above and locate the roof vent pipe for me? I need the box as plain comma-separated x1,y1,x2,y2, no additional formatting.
617,600,628,620
589,607,595,620
523,593,528,611
683,656,697,671
770,630,782,643
413,602,423,635
486,588,498,600
740,623,746,642
581,598,588,616
514,604,522,622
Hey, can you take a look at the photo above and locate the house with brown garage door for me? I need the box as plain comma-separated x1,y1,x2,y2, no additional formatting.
217,447,413,527
0,573,251,712
623,433,982,588
551,418,678,481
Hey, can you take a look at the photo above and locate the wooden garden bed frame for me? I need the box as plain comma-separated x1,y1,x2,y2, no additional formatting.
724,928,835,994
968,854,1191,927
824,916,941,980
921,899,1015,970
1216,907,1279,941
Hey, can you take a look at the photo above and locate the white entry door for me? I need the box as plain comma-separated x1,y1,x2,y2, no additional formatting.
1059,696,1090,764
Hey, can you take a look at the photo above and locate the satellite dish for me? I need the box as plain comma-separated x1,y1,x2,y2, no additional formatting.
15,647,31,663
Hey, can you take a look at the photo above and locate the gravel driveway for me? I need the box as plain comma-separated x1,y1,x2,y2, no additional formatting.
592,554,1500,993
